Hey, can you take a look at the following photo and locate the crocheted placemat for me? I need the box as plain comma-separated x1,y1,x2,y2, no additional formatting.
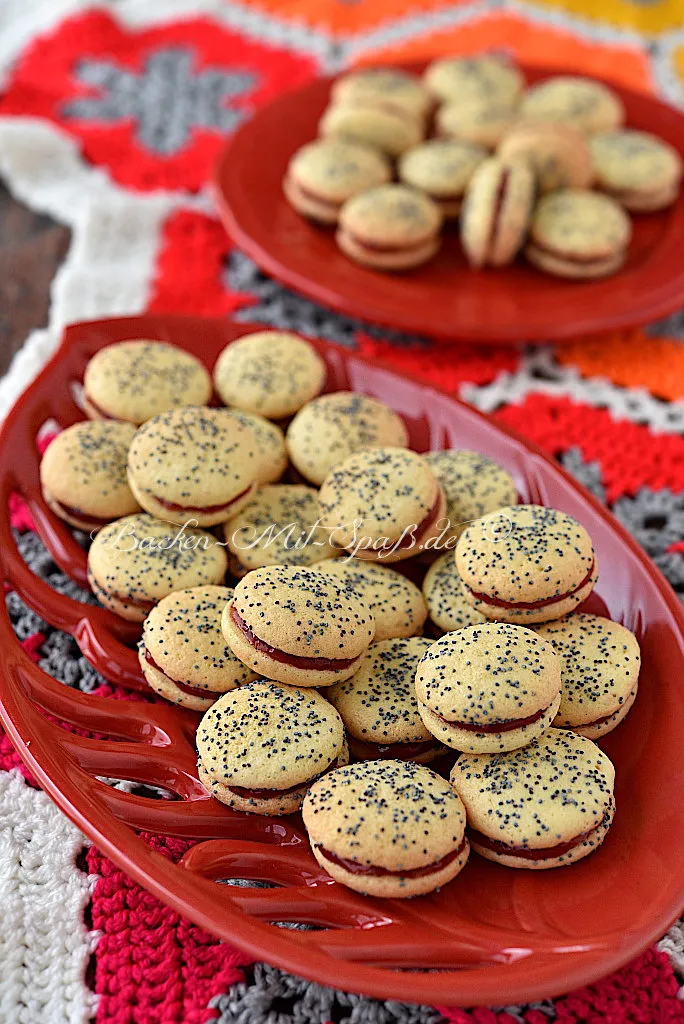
0,3,683,1022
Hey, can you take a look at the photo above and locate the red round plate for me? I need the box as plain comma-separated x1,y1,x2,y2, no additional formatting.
214,65,684,345
1,315,683,1007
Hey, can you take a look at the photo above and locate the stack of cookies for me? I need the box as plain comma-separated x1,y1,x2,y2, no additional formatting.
284,55,683,278
41,330,641,900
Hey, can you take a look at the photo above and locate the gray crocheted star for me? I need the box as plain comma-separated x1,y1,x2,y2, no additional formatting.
62,48,256,155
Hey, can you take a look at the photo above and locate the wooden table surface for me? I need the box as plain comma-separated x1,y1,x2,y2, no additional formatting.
0,181,71,377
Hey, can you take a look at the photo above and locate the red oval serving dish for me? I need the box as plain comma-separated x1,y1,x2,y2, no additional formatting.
0,315,683,1007
214,65,684,345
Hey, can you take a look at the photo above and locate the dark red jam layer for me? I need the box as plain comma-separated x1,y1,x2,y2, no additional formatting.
143,648,224,699
486,167,510,258
113,593,156,612
228,757,342,800
348,737,440,761
152,482,253,515
294,180,342,211
84,394,126,422
466,561,595,610
52,499,113,529
230,606,358,671
394,489,443,550
470,813,609,861
435,703,550,734
346,232,434,255
531,242,618,266
317,835,468,878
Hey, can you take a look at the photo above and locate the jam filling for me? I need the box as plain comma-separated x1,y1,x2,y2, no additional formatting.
143,648,224,699
292,180,343,212
435,703,551,734
228,756,342,800
84,394,130,422
230,606,359,671
470,813,610,861
344,231,435,255
317,835,468,878
52,499,113,528
152,482,254,515
530,242,619,266
485,167,510,258
466,561,595,610
348,737,440,761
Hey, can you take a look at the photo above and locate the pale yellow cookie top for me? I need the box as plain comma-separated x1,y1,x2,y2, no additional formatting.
424,55,524,104
84,340,211,424
40,420,138,518
520,75,624,134
339,184,442,245
589,129,682,192
451,728,615,847
530,188,631,258
287,138,391,202
213,332,326,419
398,139,487,197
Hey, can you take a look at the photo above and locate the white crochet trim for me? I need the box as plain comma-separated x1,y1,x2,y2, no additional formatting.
462,348,684,435
0,771,96,1024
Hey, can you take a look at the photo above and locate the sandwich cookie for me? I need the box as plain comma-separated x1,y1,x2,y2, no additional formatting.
197,682,347,816
214,331,326,420
83,341,211,425
284,139,391,225
222,564,375,687
127,407,256,528
423,553,487,635
398,139,487,218
589,129,683,212
337,184,442,271
520,76,625,135
456,504,598,624
331,68,431,122
437,94,520,150
424,55,524,106
535,613,640,739
451,728,615,869
303,760,469,898
526,189,631,279
415,623,561,753
224,484,336,573
423,449,517,544
328,638,446,764
227,411,287,485
40,421,139,532
286,391,409,486
461,157,534,268
139,586,258,710
315,558,427,641
319,447,446,563
498,121,594,193
87,513,227,622
319,102,423,159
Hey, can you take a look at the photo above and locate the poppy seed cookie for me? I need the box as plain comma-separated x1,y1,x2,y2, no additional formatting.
337,184,442,271
83,340,211,424
224,484,336,573
423,449,517,543
424,55,524,106
498,121,593,193
456,504,598,623
422,553,487,635
461,157,535,268
331,68,431,122
227,411,288,485
87,513,228,622
525,188,631,279
415,623,561,753
303,759,469,897
214,332,326,420
40,421,139,532
139,586,258,710
315,557,427,641
451,728,615,869
286,391,409,486
197,682,347,815
222,564,375,687
328,638,446,764
398,139,487,218
520,75,625,135
319,447,446,563
320,102,423,159
589,129,682,212
535,613,640,739
127,407,257,527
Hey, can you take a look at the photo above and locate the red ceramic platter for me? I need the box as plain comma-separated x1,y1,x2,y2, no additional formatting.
215,65,684,345
1,315,683,1007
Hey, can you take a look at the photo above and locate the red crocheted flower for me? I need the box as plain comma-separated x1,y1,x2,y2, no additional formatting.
0,10,318,192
